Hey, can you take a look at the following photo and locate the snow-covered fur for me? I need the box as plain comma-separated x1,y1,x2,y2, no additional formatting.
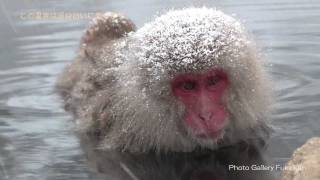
56,8,272,153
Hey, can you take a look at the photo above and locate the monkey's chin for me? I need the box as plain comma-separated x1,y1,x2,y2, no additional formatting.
193,130,225,149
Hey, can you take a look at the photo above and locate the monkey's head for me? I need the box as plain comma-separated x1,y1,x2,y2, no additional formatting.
103,8,271,152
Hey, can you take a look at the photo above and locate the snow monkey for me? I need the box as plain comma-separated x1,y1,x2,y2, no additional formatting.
56,7,272,153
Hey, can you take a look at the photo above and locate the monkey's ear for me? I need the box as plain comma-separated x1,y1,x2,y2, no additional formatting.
81,12,136,45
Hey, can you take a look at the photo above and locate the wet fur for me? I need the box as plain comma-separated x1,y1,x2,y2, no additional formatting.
56,9,272,153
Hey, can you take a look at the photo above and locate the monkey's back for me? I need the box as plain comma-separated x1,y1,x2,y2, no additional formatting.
56,13,136,135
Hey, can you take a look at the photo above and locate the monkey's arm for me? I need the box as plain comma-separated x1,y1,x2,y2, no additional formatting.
247,121,272,149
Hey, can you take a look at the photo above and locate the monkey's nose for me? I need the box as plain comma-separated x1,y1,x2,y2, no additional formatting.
198,113,212,121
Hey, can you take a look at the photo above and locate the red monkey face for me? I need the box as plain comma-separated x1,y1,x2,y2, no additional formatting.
171,69,229,140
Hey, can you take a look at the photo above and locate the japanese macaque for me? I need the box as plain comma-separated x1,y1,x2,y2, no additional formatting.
56,7,272,153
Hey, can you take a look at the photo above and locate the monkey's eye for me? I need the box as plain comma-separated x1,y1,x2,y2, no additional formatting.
182,81,197,90
207,76,221,86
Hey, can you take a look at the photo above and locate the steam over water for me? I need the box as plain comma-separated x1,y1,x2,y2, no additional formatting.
0,0,320,179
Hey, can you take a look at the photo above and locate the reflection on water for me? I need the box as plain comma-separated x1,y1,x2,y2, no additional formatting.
0,0,320,179
80,135,276,180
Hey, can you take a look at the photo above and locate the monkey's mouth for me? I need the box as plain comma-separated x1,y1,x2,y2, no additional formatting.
195,129,223,139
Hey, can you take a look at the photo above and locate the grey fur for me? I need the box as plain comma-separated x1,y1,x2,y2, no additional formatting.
56,8,272,153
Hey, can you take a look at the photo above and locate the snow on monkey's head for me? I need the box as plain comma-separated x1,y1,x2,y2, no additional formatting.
106,7,271,152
